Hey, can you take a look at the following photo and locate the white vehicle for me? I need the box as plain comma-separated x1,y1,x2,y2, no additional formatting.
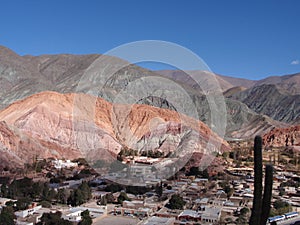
268,215,285,223
284,212,299,219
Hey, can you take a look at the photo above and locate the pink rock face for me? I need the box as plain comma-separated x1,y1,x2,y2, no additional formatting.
263,125,300,147
0,91,230,168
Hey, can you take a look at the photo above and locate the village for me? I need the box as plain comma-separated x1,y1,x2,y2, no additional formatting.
1,142,300,225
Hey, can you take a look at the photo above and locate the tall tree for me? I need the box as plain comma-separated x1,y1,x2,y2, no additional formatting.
167,194,186,210
0,184,8,197
78,210,92,225
38,211,72,225
117,192,130,204
0,206,16,225
155,182,163,197
78,182,91,202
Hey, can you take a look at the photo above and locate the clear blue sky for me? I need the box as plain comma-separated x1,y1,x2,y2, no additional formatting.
1,0,300,80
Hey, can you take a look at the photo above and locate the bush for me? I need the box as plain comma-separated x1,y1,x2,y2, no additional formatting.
68,182,91,206
38,211,72,225
40,200,52,208
105,183,123,193
78,210,92,225
270,200,292,216
187,167,209,178
0,206,16,225
167,194,186,210
117,192,131,204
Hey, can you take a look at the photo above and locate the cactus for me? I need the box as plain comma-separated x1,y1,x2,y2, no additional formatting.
261,164,274,225
249,136,263,225
249,136,274,225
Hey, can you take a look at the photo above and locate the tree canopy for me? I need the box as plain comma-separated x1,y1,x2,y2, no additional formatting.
68,182,92,206
78,210,92,225
167,194,186,210
117,192,131,204
0,206,16,225
37,211,72,225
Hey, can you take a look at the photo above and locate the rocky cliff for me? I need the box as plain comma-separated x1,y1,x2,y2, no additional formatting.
230,84,300,123
0,91,230,168
263,125,300,148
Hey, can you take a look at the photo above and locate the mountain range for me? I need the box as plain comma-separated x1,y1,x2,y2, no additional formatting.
0,91,229,168
0,45,299,167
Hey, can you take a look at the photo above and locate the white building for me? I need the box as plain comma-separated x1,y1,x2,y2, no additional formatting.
200,206,221,224
62,209,83,222
15,205,42,218
143,216,175,225
178,209,202,222
53,159,78,169
62,206,107,222
16,222,34,225
123,200,144,209
0,197,16,207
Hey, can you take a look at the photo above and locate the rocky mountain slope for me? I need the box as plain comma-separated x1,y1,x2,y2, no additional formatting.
155,70,235,91
255,73,300,95
1,45,299,169
158,70,300,125
0,45,100,108
217,74,256,89
230,84,300,123
0,46,288,139
158,70,256,90
263,125,300,148
0,120,82,168
0,91,230,167
157,70,300,93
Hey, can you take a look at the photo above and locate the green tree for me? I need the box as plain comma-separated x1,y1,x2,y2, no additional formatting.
224,185,234,198
270,200,292,216
155,183,163,197
15,197,31,211
104,183,123,193
236,215,248,225
8,177,34,199
32,182,44,199
240,207,250,216
68,182,92,206
167,194,186,210
56,189,69,204
187,167,209,178
78,182,92,202
73,158,88,166
187,167,200,176
0,206,16,225
69,189,84,206
105,193,115,203
38,211,72,225
0,184,8,197
45,188,57,202
78,210,92,225
126,186,151,195
222,152,229,158
117,192,130,204
100,195,107,205
40,200,52,208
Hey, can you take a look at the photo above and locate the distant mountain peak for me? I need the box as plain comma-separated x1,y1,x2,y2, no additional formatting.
0,45,20,57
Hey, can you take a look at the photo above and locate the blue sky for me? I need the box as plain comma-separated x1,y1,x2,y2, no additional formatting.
0,0,300,80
